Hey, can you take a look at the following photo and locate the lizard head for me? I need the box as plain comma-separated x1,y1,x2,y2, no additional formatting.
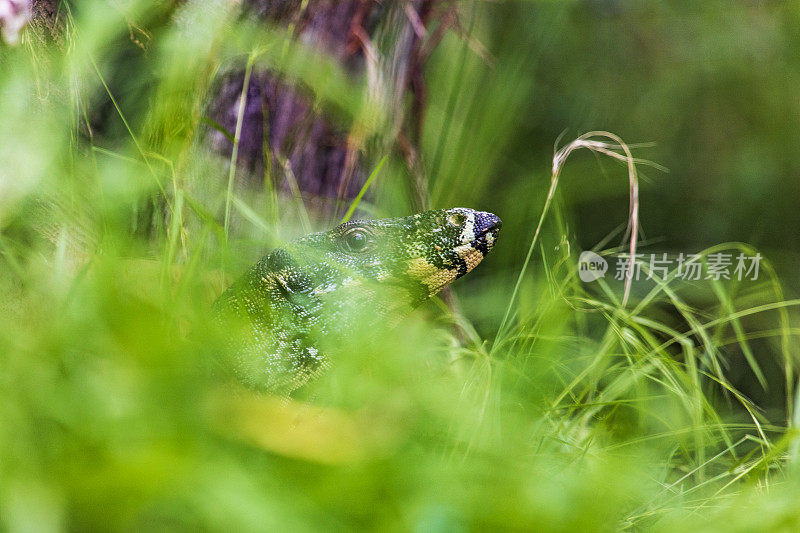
214,208,501,392
289,208,502,303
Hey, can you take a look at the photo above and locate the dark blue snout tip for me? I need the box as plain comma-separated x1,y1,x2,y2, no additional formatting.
475,211,502,235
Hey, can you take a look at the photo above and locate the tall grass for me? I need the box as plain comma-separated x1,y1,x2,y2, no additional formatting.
0,1,798,531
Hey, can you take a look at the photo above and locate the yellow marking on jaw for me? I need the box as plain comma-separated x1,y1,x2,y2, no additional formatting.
406,257,458,295
455,243,485,274
406,257,440,280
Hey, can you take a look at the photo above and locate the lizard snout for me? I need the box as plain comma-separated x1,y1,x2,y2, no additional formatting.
474,211,502,236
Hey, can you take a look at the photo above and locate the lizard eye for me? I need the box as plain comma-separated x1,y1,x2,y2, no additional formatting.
341,227,373,253
447,212,466,228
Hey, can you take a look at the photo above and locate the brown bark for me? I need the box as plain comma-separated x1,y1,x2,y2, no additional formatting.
209,0,447,212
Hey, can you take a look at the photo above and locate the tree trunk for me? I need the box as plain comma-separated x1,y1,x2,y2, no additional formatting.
209,0,449,214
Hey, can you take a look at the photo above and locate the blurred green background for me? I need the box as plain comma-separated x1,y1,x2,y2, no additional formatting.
2,0,800,531
427,1,800,280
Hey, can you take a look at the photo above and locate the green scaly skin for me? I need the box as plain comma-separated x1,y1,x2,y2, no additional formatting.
213,208,502,393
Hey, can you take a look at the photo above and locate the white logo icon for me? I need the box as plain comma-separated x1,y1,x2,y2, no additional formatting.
578,251,608,282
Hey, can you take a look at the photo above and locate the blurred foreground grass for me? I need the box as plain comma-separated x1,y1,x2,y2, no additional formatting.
1,1,800,531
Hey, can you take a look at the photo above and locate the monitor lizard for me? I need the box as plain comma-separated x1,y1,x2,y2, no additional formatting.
213,207,501,393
